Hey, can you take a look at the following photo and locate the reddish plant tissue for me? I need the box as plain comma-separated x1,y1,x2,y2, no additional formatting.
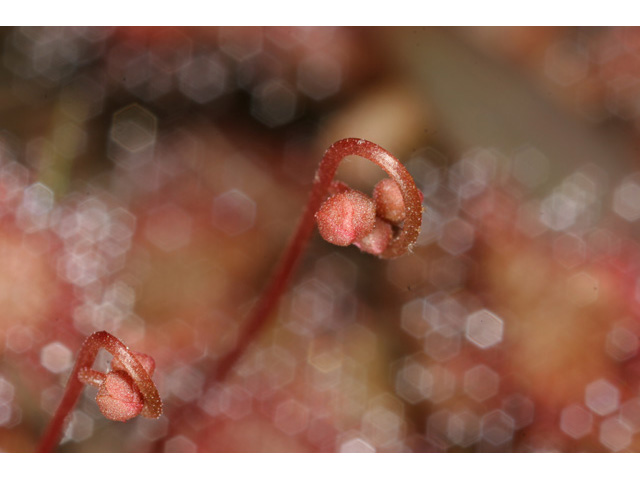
315,149,422,257
354,218,394,255
96,371,145,422
38,331,161,452
209,138,422,393
313,139,423,260
111,352,156,378
7,26,640,454
93,351,156,422
37,138,421,453
373,178,407,224
315,190,376,247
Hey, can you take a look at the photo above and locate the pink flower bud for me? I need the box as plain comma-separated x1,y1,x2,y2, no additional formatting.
315,191,376,247
373,178,406,224
111,351,155,377
354,218,393,255
96,371,145,422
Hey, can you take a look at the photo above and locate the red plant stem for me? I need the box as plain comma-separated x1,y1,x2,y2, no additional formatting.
38,331,162,453
77,368,106,388
212,138,422,384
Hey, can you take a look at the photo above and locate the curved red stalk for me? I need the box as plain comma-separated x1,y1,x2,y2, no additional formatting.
38,331,162,453
212,138,422,384
39,139,421,452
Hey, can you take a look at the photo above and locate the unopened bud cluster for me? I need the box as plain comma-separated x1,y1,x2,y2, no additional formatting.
315,178,407,256
80,351,156,422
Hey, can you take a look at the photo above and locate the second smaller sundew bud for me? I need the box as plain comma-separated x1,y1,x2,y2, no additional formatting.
354,218,393,255
373,178,406,225
315,190,376,247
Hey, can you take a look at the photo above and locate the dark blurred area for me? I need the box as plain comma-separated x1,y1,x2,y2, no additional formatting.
2,26,640,452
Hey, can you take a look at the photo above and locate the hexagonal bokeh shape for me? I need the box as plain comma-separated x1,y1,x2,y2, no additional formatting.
553,234,586,269
606,325,639,362
464,364,500,402
400,298,438,338
288,278,335,336
74,197,111,242
212,189,257,236
110,103,157,153
620,397,640,433
425,365,456,404
394,356,433,405
560,404,592,439
426,409,453,450
213,384,253,421
0,377,15,403
600,417,632,452
179,53,228,104
539,191,578,232
480,410,515,447
21,182,54,217
437,218,475,256
465,309,504,349
613,180,640,222
362,402,404,448
501,394,535,430
423,330,461,362
449,152,495,199
447,409,480,448
168,365,204,403
218,26,263,61
585,379,620,416
274,398,310,436
0,403,12,427
5,325,34,354
63,410,94,443
251,79,297,128
339,436,375,453
430,295,467,335
297,53,342,101
40,341,72,373
255,345,296,393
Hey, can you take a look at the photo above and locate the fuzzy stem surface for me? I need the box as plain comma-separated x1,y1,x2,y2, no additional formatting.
38,331,162,453
212,138,422,384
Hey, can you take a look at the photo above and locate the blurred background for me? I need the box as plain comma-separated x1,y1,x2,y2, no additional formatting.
2,26,640,452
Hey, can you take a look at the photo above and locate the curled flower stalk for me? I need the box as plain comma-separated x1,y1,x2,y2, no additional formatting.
38,331,162,453
212,138,423,384
313,138,423,258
